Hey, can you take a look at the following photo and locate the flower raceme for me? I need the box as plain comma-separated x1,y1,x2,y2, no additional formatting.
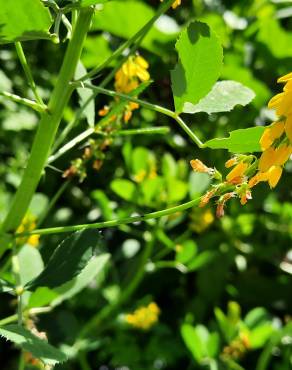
190,72,292,217
125,302,160,330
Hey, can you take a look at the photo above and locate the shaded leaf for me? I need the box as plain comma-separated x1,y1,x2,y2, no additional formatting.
0,325,66,365
204,127,265,153
25,229,102,290
75,62,95,127
111,179,137,201
183,81,255,114
171,21,223,113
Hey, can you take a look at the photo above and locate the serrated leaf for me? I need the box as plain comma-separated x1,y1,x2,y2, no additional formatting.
0,325,66,365
183,81,255,114
171,21,223,113
75,62,95,127
25,229,102,290
51,253,110,307
204,127,265,153
0,0,52,44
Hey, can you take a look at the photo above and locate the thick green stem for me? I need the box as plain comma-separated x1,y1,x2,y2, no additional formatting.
72,83,204,148
0,8,94,244
18,197,201,237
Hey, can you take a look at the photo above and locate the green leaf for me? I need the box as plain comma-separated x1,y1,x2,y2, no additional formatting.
0,325,66,365
249,324,274,349
0,278,13,293
81,0,109,6
75,62,95,127
171,21,223,113
166,178,188,203
204,127,265,153
187,251,217,271
110,179,137,201
176,240,197,264
0,0,52,44
181,324,206,363
183,81,255,114
51,253,110,307
25,229,102,290
244,308,270,329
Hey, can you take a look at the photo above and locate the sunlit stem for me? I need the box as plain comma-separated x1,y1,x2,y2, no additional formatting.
71,82,204,148
16,197,201,237
15,42,45,106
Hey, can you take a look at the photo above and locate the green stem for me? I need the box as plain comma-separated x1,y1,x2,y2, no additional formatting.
78,233,155,339
76,0,175,82
15,42,45,106
48,127,169,164
0,9,94,251
0,91,47,113
17,197,201,237
72,83,204,148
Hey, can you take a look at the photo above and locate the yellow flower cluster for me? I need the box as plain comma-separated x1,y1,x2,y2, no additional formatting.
125,302,160,330
99,55,150,124
249,72,292,188
115,55,150,94
160,0,182,9
190,72,292,217
16,214,40,247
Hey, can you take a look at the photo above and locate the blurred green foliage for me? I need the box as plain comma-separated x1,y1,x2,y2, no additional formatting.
1,0,292,369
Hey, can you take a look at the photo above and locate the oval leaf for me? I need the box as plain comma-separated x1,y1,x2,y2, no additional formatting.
171,21,223,113
25,229,102,290
183,80,255,114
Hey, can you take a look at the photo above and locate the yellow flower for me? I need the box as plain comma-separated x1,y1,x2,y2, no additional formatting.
285,115,292,143
190,208,214,233
226,162,248,184
259,121,285,150
125,302,160,330
190,159,213,174
160,0,182,9
115,55,150,94
249,166,283,189
258,145,292,172
16,214,40,247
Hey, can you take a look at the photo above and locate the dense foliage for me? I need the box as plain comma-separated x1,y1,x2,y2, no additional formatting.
0,1,292,369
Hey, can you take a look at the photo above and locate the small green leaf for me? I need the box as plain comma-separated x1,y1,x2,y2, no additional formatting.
0,325,66,365
0,278,13,293
187,251,217,271
0,0,52,44
75,62,95,127
176,240,197,264
204,127,265,153
25,229,102,290
171,21,223,113
110,179,137,201
181,324,206,363
183,81,255,114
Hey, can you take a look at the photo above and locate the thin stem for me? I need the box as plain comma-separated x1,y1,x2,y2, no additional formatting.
76,0,175,81
0,91,47,113
0,307,52,327
48,127,169,164
15,42,45,106
0,9,94,256
72,83,204,148
17,197,201,237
